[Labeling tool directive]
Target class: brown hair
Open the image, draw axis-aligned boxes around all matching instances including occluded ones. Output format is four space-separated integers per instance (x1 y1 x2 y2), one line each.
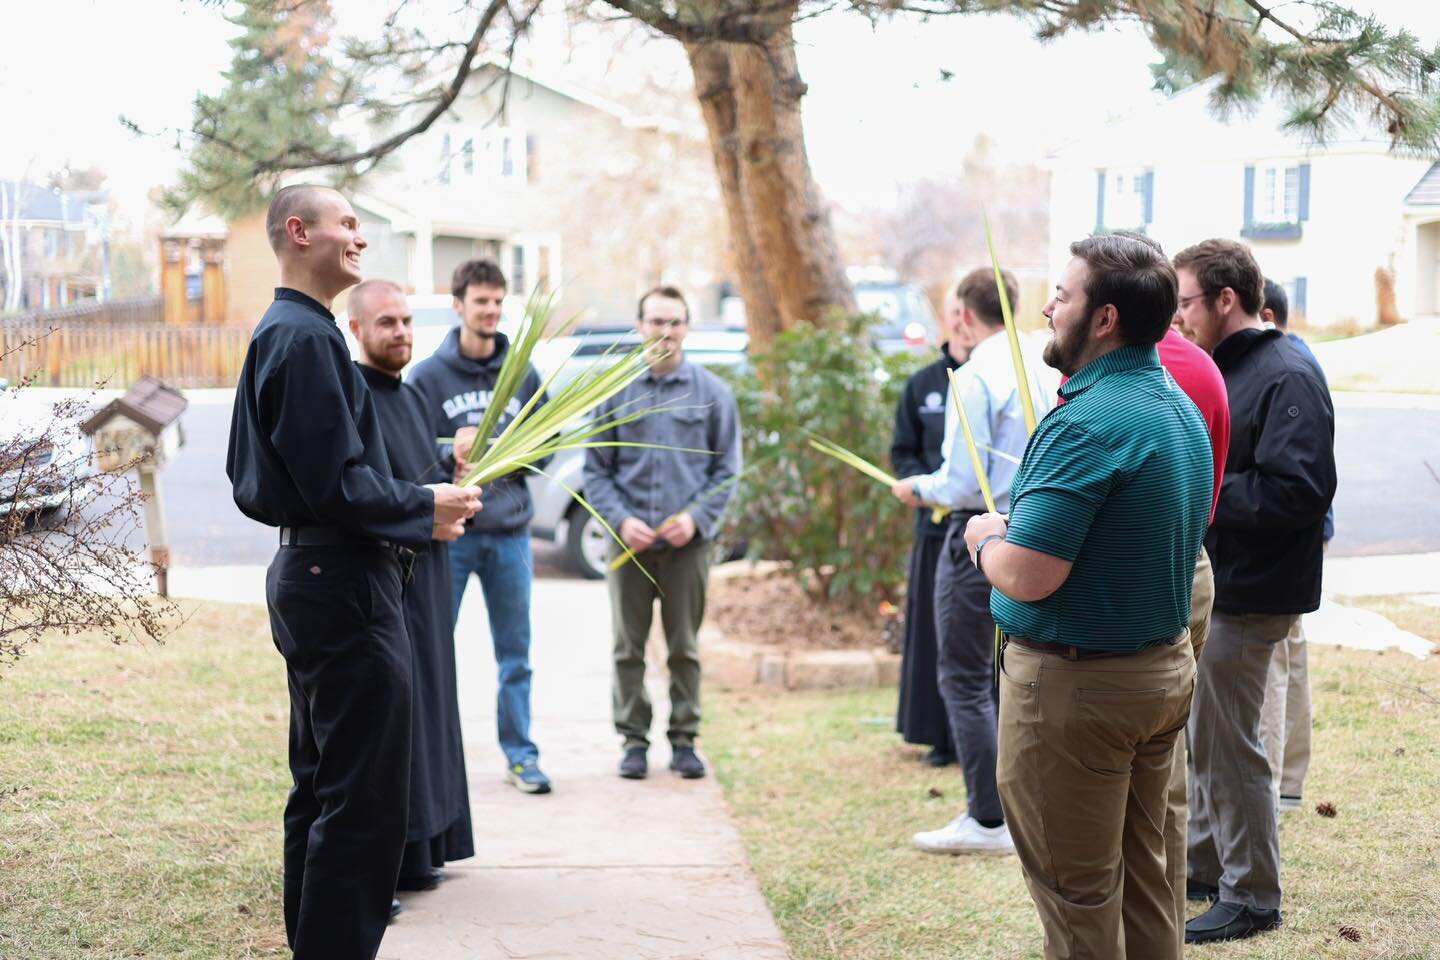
451 258 507 300
955 267 1018 328
1172 238 1265 316
636 285 690 322
1068 233 1178 345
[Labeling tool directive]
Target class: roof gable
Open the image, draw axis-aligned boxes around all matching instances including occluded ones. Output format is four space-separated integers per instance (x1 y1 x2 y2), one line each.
1405 162 1440 206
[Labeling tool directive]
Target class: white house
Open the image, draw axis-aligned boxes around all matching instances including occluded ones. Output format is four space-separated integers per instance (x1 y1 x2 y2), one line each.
1047 83 1440 327
224 62 727 329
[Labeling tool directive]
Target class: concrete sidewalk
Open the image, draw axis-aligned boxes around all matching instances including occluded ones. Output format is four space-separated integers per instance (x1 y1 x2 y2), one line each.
168 567 788 960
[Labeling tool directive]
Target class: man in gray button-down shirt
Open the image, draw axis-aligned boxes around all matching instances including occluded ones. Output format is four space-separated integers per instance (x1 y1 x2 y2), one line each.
583 285 742 781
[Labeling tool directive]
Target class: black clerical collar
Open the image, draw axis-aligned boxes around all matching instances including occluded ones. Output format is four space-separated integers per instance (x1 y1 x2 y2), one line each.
275 287 336 321
356 361 403 390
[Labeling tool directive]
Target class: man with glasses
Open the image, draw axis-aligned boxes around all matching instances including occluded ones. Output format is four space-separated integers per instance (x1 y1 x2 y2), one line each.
583 286 742 780
1172 240 1335 945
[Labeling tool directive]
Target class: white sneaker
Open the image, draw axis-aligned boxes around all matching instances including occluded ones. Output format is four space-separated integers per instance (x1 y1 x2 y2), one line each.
1277 795 1303 814
912 815 1015 855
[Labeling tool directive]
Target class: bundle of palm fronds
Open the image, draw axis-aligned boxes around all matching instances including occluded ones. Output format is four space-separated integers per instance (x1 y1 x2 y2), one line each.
447 293 705 578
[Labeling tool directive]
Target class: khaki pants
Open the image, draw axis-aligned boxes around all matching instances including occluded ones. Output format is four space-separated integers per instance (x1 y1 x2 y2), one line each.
608 538 709 750
1259 615 1312 800
998 636 1196 960
1165 549 1213 951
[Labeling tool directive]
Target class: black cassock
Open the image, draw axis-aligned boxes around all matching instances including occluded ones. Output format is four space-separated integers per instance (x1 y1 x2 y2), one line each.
889 345 963 755
357 363 475 875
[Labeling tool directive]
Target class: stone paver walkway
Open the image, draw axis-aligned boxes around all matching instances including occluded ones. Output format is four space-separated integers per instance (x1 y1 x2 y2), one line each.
166 567 788 959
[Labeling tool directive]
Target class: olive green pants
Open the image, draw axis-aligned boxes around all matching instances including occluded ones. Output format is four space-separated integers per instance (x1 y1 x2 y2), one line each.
608 537 709 750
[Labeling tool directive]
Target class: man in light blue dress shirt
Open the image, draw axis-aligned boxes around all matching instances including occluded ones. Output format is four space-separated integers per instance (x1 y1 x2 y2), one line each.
892 267 1052 856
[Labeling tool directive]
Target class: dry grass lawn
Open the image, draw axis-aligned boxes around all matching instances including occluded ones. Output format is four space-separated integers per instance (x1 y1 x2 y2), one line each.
707 608 1440 960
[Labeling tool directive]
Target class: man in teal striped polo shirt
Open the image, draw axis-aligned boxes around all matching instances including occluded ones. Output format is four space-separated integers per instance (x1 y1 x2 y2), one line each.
963 235 1213 960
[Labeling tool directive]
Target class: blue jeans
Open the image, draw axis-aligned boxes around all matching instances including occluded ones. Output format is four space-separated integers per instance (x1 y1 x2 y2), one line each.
448 529 538 766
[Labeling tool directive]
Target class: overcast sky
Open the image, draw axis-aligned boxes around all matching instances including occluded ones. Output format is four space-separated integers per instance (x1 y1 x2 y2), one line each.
3 0 1437 222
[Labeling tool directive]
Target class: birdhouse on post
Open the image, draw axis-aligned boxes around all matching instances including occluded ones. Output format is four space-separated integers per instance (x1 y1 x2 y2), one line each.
80 377 188 596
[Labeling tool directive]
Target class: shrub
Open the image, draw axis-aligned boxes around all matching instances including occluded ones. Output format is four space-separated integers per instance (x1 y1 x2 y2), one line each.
722 313 920 611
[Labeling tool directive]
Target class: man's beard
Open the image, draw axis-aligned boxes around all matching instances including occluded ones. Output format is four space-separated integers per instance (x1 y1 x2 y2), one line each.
369 346 410 375
1042 323 1087 377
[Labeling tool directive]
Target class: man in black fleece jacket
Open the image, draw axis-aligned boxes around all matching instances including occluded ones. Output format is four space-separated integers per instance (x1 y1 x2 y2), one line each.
1173 239 1336 946
408 258 553 796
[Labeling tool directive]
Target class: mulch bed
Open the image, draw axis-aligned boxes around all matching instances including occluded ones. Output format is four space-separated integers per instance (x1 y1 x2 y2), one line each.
707 567 895 651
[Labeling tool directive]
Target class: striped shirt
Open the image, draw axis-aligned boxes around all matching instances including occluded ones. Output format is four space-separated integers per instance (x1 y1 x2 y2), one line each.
991 344 1213 650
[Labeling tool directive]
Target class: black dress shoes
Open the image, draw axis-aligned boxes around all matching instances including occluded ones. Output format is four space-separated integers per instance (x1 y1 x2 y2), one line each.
921 748 957 767
1185 900 1282 944
395 868 443 892
389 898 402 922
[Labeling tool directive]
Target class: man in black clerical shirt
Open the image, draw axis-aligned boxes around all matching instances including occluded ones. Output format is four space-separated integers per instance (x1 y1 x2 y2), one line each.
227 184 480 960
346 278 475 897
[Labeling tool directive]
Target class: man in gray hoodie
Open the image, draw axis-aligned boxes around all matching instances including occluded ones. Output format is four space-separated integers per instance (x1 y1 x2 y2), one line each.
409 258 552 795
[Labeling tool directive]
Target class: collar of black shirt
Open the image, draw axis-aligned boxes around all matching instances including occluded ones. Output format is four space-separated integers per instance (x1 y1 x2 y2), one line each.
356 362 402 390
275 287 336 321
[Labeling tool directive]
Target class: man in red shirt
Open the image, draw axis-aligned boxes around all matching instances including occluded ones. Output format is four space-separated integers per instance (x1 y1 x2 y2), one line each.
1154 324 1229 952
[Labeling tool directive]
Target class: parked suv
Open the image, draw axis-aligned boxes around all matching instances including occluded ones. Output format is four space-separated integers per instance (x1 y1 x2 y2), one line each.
854 279 939 354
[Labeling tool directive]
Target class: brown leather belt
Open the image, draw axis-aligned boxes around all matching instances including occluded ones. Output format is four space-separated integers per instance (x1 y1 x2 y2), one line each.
1004 634 1147 661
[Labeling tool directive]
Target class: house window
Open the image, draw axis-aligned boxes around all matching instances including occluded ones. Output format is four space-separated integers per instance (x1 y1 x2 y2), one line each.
462 138 475 177
1097 168 1153 231
526 133 539 183
537 244 551 293
511 245 527 296
1257 163 1300 223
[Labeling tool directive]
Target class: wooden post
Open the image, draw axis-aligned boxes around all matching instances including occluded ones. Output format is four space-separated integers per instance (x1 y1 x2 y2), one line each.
138 468 171 597
201 239 226 325
161 239 187 326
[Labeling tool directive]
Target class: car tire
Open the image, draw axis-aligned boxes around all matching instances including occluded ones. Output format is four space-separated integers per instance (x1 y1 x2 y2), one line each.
563 504 609 580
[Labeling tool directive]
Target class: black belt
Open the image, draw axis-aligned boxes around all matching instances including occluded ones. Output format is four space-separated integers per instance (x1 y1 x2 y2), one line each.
279 526 398 551
1003 633 1175 661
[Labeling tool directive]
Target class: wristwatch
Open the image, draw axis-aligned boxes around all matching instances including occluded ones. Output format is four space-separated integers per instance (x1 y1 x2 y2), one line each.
974 533 1005 573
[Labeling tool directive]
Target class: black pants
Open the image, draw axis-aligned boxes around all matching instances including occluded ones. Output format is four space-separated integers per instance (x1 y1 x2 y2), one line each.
265 544 412 960
934 520 1003 823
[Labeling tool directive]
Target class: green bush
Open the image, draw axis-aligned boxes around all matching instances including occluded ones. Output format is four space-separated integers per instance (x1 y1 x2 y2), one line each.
722 313 921 611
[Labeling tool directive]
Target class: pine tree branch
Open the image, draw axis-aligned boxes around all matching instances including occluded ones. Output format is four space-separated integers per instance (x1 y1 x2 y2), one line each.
1239 0 1407 121
251 0 512 175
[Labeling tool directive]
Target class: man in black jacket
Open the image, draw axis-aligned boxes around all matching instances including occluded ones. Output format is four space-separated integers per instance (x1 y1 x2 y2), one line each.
1173 239 1336 945
889 282 973 766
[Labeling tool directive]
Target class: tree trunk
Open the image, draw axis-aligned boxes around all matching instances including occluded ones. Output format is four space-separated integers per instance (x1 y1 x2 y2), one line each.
684 41 781 343
683 16 854 348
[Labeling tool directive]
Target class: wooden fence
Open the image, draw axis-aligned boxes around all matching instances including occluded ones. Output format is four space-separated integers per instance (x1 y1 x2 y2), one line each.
1 301 251 389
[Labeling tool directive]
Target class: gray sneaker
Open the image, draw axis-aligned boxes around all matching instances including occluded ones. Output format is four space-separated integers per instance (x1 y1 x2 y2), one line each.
669 746 706 779
619 747 648 780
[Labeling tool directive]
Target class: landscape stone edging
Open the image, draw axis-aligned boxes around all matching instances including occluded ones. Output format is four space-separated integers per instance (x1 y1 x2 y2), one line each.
700 624 901 691
702 560 901 690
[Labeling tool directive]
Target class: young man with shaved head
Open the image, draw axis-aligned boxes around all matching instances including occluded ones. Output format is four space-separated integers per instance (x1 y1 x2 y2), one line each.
346 279 474 897
227 184 480 958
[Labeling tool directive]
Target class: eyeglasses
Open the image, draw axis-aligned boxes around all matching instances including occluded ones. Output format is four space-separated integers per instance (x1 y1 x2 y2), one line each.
1176 292 1210 309
642 317 689 330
